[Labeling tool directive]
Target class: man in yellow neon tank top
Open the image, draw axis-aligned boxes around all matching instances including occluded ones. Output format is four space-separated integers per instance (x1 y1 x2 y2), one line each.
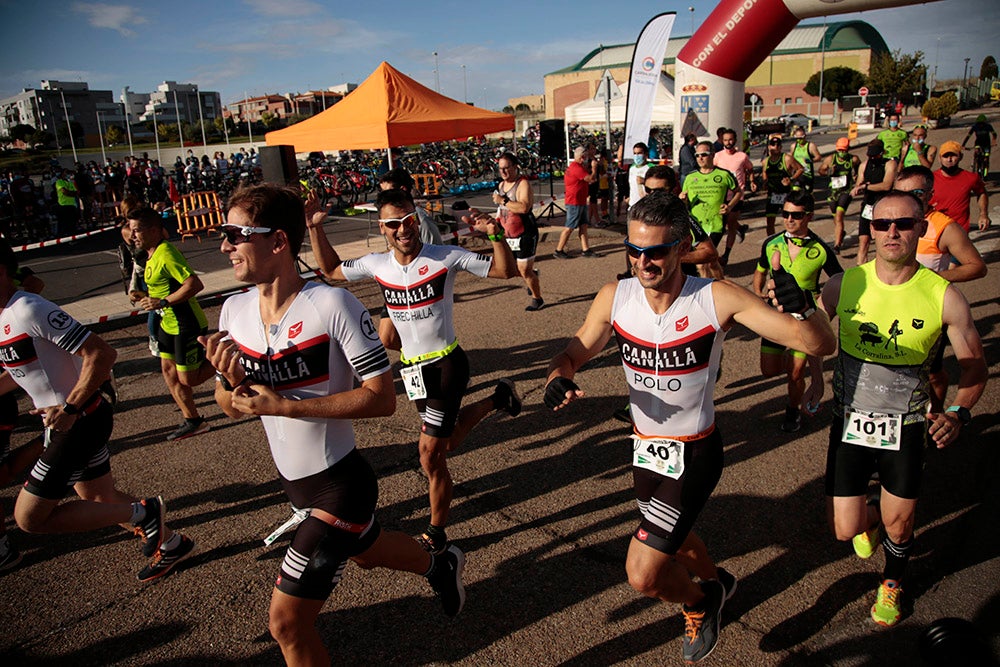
818 192 986 628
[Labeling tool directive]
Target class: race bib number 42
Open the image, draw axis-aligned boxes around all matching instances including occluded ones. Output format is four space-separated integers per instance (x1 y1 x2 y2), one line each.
632 436 685 479
400 365 427 401
842 408 902 450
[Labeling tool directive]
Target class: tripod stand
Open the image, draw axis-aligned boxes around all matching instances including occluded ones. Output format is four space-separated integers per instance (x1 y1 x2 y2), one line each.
537 160 565 220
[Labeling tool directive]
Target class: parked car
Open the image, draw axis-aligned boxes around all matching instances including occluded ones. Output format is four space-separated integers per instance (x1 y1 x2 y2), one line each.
778 113 818 131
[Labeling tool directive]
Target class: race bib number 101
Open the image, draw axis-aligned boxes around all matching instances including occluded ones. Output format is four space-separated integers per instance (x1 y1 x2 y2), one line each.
842 408 902 450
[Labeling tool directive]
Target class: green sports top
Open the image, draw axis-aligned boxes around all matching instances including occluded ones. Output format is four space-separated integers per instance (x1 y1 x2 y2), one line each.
756 231 842 294
833 261 948 419
681 167 738 235
876 128 908 160
792 141 813 177
144 241 207 335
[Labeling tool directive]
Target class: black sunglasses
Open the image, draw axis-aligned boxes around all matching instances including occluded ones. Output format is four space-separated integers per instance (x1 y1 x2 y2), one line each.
871 217 920 232
768 139 782 145
624 238 681 261
781 210 808 220
220 224 273 245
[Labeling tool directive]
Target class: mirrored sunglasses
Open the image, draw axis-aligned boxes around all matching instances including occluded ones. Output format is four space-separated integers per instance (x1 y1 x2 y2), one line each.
220 224 273 244
624 238 681 261
379 211 418 229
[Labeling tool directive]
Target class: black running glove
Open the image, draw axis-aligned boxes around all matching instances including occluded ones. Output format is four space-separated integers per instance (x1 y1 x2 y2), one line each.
544 377 580 410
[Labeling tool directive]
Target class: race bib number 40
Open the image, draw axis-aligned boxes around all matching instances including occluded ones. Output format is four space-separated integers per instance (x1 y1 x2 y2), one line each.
842 408 902 450
400 365 427 401
632 436 685 479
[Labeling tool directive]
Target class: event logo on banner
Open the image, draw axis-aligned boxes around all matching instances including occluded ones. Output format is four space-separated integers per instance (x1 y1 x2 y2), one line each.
623 12 676 163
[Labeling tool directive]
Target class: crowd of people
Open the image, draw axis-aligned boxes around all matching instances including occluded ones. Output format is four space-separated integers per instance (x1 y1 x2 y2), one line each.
0 109 994 665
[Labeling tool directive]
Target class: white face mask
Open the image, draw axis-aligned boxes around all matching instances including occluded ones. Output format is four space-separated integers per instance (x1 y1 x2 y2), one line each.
633 154 646 166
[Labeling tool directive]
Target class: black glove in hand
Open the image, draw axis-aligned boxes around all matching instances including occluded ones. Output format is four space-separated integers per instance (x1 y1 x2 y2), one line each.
771 265 808 314
544 377 580 410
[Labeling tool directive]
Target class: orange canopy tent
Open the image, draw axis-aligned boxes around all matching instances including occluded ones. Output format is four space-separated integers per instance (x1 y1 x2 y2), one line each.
265 61 514 152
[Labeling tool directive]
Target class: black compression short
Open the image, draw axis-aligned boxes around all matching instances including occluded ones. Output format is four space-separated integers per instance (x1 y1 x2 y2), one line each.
825 414 926 500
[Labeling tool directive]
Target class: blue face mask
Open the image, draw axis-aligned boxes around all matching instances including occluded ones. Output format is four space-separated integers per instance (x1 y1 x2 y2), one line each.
633 155 646 166
889 120 899 128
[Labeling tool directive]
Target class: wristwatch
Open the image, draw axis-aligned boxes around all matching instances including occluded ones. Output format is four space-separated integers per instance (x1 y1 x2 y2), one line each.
62 402 79 415
159 298 169 309
945 405 972 425
790 307 815 321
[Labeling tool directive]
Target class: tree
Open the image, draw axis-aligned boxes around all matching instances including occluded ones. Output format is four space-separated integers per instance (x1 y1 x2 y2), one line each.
260 111 279 129
9 123 37 143
105 125 125 146
981 56 998 80
30 130 55 147
804 67 867 101
867 50 928 104
214 115 236 135
502 105 514 114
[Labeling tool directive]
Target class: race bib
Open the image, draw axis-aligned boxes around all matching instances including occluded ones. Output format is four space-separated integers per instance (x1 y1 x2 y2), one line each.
842 408 902 450
632 436 685 479
830 175 847 190
862 203 874 220
770 192 787 206
400 365 427 401
505 235 521 252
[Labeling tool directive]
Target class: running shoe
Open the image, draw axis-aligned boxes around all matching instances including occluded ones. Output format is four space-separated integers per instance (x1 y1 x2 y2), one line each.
781 406 801 433
134 496 166 558
427 544 466 617
737 223 749 243
416 533 447 555
716 567 738 602
553 250 570 259
612 403 632 424
136 534 196 583
871 579 907 627
493 379 522 417
852 525 881 559
581 249 596 257
166 417 209 441
525 298 545 312
0 542 22 573
681 579 725 663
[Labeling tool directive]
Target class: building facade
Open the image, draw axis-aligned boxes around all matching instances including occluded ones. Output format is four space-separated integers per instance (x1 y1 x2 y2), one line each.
544 20 889 120
0 80 124 149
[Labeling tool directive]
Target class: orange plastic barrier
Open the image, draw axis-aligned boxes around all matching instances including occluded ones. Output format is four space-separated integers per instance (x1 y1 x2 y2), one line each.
175 191 224 241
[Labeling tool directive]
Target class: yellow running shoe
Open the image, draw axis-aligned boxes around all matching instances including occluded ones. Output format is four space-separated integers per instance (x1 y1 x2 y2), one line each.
871 579 906 627
852 526 880 559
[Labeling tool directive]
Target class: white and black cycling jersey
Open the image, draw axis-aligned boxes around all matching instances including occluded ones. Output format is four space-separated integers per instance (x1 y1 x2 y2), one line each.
220 281 390 481
340 245 492 359
0 291 88 409
611 276 726 438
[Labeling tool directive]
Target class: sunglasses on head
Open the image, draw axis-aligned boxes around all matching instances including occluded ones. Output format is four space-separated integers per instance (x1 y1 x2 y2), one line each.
781 210 808 220
624 238 681 260
219 224 273 245
871 217 920 232
378 211 417 229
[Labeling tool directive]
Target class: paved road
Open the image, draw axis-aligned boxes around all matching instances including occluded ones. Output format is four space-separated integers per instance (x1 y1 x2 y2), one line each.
2 114 998 666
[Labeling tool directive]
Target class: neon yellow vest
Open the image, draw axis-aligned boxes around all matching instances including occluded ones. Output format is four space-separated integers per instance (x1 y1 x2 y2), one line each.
834 262 948 417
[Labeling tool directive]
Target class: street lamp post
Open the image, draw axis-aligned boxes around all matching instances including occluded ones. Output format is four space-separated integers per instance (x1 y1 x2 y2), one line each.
689 6 695 35
173 90 184 149
195 86 207 149
434 52 440 92
462 64 467 103
59 90 78 162
96 110 107 165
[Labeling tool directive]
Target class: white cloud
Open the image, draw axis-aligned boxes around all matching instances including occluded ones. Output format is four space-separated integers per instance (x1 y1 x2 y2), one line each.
243 0 321 17
72 3 147 37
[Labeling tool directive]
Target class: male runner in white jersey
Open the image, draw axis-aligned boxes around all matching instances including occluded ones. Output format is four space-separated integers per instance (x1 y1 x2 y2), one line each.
200 184 466 667
0 240 193 583
818 191 986 627
305 187 521 554
544 191 835 663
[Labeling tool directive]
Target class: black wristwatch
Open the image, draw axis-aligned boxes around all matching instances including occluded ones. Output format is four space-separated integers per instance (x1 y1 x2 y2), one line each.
62 402 79 415
159 298 169 309
946 406 972 425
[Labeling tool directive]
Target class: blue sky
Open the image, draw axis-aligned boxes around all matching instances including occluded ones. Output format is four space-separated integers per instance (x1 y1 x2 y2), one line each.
1 0 996 109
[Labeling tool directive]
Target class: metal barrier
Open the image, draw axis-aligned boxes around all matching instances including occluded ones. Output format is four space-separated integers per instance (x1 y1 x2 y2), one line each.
175 191 224 241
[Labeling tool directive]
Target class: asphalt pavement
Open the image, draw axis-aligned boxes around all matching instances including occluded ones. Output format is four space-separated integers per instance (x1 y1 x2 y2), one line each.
2 111 998 667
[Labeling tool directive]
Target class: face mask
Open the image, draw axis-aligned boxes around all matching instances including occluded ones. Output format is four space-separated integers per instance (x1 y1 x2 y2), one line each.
796 138 806 144
913 137 924 144
889 120 898 128
941 165 961 175
633 155 646 166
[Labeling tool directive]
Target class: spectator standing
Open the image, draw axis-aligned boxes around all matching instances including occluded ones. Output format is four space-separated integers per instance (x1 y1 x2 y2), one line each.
678 133 698 186
627 142 651 210
555 146 596 259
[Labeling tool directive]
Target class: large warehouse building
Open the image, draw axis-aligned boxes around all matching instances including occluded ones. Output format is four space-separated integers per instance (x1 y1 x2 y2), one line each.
544 20 889 120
